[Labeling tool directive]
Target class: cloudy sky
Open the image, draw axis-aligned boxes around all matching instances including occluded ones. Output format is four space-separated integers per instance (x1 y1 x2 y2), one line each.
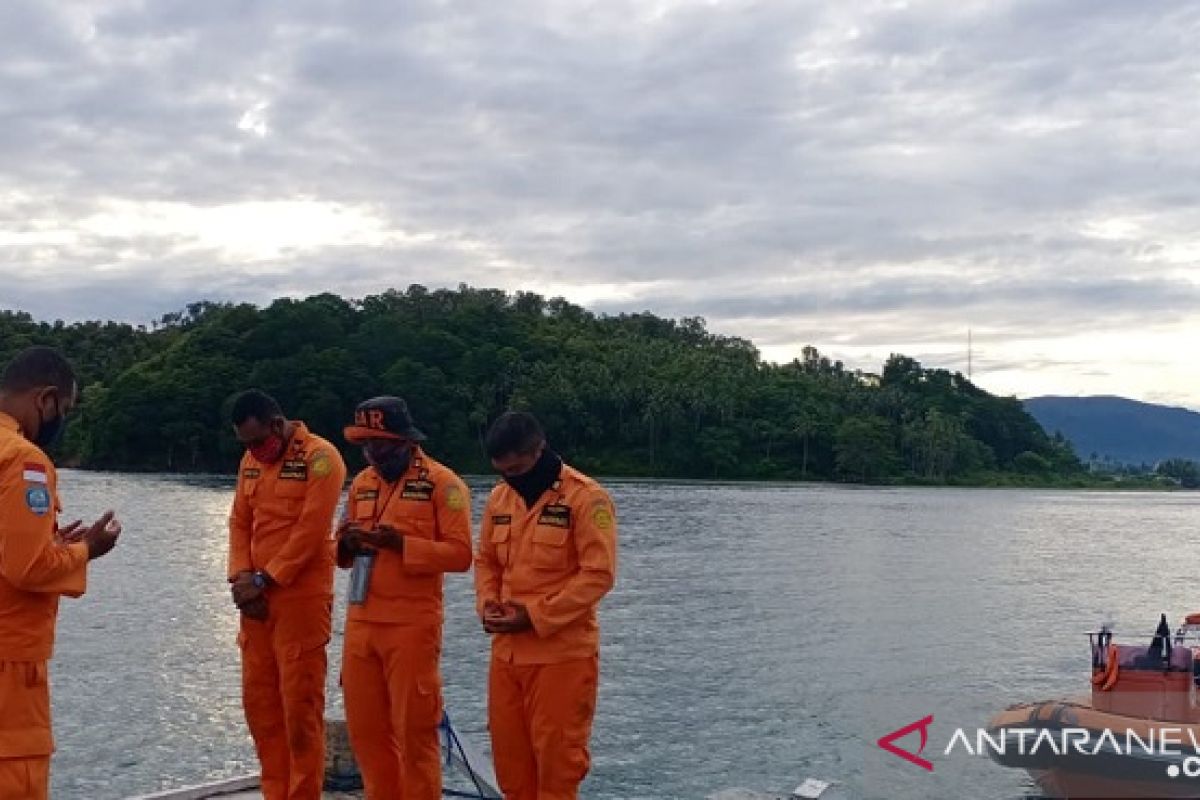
2 0 1199 406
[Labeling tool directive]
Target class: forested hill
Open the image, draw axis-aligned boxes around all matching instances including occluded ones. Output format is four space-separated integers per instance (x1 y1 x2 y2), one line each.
0 285 1080 483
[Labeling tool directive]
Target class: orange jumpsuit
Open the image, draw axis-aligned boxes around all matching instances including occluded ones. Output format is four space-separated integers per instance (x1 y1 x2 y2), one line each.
228 422 346 800
474 464 618 800
338 447 472 800
0 412 88 800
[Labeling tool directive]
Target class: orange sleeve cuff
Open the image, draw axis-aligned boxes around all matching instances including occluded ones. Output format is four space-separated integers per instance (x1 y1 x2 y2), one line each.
57 542 89 598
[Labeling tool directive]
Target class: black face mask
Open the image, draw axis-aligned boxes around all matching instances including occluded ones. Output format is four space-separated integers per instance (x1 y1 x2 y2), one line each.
33 395 67 450
504 449 563 508
365 442 412 484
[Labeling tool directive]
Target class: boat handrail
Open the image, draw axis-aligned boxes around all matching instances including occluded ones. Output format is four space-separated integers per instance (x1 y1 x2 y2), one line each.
1087 631 1200 641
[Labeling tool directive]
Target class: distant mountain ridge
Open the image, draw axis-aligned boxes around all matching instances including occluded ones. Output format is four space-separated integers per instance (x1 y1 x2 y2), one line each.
1023 395 1200 466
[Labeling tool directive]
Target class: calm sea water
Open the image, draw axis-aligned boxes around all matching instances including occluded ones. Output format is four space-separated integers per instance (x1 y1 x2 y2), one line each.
43 471 1200 799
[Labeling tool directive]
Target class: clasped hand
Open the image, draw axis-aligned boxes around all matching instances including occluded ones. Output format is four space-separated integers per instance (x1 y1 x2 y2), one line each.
337 521 404 558
481 600 533 634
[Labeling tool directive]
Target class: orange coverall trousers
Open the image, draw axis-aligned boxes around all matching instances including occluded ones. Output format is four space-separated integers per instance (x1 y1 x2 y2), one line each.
342 621 444 800
488 655 599 800
0 662 51 800
239 594 331 800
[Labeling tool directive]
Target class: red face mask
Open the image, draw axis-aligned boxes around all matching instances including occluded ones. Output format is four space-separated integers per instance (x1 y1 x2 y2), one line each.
249 435 285 464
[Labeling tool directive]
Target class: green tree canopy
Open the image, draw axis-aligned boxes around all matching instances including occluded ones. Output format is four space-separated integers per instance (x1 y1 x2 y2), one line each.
1 286 1082 484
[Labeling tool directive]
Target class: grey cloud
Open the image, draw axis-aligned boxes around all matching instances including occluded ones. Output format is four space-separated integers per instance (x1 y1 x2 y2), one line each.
1 0 1200 399
608 275 1200 322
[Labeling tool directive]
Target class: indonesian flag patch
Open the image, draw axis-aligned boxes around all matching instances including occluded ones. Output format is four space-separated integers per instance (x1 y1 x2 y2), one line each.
23 462 48 484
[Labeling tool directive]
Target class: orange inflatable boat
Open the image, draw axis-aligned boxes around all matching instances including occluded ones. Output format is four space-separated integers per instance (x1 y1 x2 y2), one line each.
989 614 1200 798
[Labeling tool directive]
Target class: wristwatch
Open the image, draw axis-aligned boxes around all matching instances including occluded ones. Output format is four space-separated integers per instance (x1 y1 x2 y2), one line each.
252 571 268 589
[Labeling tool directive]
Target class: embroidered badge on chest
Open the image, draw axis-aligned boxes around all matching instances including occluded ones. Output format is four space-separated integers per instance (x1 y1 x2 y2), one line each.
401 479 435 501
537 504 571 528
279 459 308 481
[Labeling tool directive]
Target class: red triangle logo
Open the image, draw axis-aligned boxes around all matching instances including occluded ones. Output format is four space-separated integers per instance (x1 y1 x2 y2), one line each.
877 715 935 772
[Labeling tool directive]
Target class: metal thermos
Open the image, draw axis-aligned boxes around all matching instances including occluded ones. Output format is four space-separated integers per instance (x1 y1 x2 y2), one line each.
348 552 376 605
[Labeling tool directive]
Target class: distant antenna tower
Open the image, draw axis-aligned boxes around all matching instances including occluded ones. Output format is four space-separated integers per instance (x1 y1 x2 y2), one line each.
967 329 973 381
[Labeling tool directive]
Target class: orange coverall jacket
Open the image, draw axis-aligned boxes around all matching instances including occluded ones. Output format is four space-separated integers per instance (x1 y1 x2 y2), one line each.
0 411 88 758
339 447 472 622
228 422 346 595
474 464 618 664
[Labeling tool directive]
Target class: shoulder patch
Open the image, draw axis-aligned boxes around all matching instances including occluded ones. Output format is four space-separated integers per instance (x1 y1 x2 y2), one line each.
22 462 49 484
591 501 614 531
445 484 466 511
310 450 333 478
25 485 51 516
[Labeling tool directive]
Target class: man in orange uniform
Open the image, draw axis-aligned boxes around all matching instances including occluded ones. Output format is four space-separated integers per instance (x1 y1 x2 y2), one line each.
337 396 473 800
474 411 618 800
227 389 347 800
0 346 122 800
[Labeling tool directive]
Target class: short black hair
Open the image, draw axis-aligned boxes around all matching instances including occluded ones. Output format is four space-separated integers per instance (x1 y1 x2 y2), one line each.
484 411 545 459
1 346 76 395
231 389 283 426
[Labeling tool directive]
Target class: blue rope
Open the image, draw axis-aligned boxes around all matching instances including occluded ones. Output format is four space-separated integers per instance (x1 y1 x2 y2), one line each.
441 711 491 799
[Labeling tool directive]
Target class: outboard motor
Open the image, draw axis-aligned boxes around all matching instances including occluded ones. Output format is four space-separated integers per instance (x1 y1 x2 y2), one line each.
1093 626 1112 670
1149 613 1172 670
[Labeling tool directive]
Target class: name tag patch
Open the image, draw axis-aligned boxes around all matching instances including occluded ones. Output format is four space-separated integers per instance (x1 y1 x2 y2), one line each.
491 514 511 525
354 488 379 501
537 504 571 529
401 479 434 501
241 468 261 480
279 460 308 481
